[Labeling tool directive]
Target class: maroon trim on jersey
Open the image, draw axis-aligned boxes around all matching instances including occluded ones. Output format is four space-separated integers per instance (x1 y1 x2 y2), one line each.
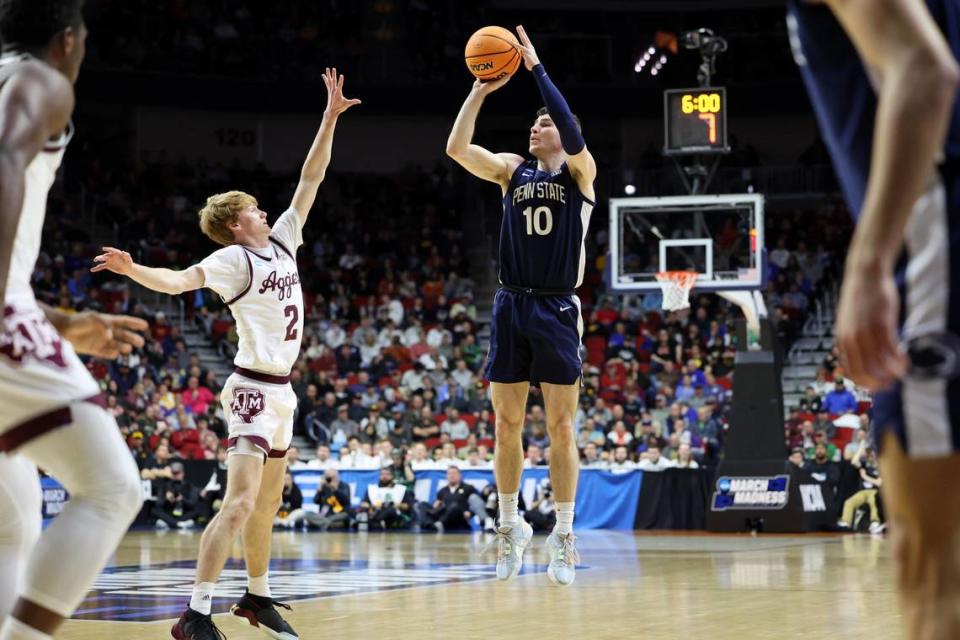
268 447 289 459
83 393 107 409
269 237 294 261
0 406 72 453
227 435 270 460
234 367 291 385
225 252 254 306
0 392 108 453
241 246 272 262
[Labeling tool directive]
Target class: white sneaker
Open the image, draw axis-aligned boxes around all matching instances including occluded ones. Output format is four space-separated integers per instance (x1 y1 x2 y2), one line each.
493 520 533 581
868 521 886 535
155 519 170 530
545 532 579 587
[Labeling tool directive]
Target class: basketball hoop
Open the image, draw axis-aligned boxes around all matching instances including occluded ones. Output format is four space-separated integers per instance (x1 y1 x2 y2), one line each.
655 271 698 311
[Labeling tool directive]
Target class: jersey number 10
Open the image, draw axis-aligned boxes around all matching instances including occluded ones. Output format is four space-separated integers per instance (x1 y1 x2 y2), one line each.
522 206 554 236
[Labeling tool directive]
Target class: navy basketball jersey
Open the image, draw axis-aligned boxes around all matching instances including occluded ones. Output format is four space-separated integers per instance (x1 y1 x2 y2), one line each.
498 159 595 291
787 0 960 218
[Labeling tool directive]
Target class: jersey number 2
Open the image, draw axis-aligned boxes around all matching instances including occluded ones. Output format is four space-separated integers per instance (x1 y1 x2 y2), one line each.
522 206 553 236
284 305 299 341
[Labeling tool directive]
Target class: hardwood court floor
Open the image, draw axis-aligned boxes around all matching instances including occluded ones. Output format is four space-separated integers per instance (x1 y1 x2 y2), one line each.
58 529 900 640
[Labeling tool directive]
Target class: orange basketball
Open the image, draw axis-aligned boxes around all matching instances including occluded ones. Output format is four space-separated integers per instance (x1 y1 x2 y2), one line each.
464 26 521 81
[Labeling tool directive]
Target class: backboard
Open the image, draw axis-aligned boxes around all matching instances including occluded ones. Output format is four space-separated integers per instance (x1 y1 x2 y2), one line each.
608 193 765 293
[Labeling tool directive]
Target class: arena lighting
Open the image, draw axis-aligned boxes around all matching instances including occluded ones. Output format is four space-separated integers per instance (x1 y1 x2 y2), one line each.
624 184 637 195
634 34 675 76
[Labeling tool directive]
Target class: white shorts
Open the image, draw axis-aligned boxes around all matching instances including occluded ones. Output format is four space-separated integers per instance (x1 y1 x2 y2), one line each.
0 304 100 446
221 370 296 459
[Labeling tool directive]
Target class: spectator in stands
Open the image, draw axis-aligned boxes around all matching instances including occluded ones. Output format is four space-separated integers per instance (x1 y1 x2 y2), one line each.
803 442 840 491
581 442 606 468
274 472 304 528
140 442 176 480
675 443 700 469
638 445 675 471
409 442 436 470
838 444 885 534
307 445 336 469
181 375 214 415
360 404 389 442
359 467 415 530
813 410 836 439
806 430 839 462
844 427 870 460
473 408 493 439
423 466 484 532
823 378 858 415
525 480 557 532
524 444 546 467
800 386 823 413
153 462 202 530
297 384 320 433
329 404 359 445
451 359 474 390
305 469 352 530
412 406 441 442
527 422 550 450
607 420 634 448
198 447 229 524
788 447 805 468
609 446 636 473
440 407 469 440
576 425 594 450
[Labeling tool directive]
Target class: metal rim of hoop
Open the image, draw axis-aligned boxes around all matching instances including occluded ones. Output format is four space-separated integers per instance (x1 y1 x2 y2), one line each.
655 270 698 311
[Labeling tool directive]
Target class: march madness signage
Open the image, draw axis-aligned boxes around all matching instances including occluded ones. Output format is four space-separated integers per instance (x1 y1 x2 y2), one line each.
711 475 789 511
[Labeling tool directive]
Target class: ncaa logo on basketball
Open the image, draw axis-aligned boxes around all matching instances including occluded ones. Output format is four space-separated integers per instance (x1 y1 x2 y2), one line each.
711 475 789 511
470 61 494 72
230 387 265 424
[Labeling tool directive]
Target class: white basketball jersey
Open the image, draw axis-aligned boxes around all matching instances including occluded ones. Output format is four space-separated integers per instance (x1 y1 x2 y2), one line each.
198 208 305 375
0 55 101 431
1 54 73 307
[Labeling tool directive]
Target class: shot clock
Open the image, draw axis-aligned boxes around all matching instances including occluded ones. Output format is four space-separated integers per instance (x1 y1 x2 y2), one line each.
663 87 728 154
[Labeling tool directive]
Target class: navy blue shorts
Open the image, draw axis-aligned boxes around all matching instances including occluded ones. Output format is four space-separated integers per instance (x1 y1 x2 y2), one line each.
483 290 583 386
872 163 960 457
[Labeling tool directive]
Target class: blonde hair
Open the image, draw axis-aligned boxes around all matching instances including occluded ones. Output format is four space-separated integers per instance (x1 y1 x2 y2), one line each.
198 191 257 246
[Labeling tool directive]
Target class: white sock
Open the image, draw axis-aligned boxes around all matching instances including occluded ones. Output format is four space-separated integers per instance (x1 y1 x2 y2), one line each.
189 582 216 615
0 617 52 640
498 491 519 527
554 502 575 536
248 572 271 598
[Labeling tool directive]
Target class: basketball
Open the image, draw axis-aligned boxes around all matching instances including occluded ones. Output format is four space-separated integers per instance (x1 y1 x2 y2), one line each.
464 26 521 81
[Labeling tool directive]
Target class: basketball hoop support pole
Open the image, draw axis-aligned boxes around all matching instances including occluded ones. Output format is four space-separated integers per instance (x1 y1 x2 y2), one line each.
670 154 722 195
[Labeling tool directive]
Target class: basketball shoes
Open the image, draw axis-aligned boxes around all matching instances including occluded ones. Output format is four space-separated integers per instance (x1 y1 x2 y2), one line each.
545 531 579 587
230 589 299 639
170 608 226 639
493 520 533 581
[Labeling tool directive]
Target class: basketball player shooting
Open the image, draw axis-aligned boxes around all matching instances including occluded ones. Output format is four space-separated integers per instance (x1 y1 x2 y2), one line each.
0 2 150 639
447 25 596 586
92 68 359 640
789 0 960 636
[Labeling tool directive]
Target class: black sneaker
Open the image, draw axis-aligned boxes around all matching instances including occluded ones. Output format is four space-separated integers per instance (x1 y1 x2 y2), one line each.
171 608 227 639
230 590 299 639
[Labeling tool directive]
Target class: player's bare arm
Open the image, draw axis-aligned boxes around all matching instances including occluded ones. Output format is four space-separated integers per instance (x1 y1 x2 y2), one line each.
290 68 360 223
91 246 205 295
827 0 960 389
446 76 525 192
38 303 148 359
0 62 74 307
515 24 596 199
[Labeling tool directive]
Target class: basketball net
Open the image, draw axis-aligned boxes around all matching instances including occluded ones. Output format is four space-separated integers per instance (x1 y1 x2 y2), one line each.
655 271 698 311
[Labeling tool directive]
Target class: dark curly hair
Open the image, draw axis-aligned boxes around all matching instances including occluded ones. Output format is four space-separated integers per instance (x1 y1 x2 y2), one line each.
0 0 84 52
